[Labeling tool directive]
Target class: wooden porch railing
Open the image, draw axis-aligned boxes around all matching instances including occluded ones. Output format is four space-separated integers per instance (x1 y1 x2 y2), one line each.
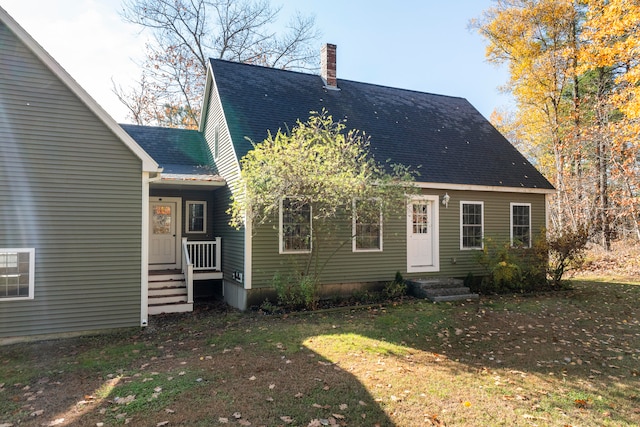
185 238 221 271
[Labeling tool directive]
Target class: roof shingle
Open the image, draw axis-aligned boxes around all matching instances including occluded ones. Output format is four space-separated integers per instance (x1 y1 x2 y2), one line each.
210 59 554 190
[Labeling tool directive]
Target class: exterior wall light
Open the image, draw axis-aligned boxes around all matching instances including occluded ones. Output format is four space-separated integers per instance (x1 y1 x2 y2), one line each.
442 192 450 208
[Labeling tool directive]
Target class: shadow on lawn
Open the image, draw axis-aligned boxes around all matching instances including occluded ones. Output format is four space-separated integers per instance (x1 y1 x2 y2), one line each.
1 280 638 426
274 279 640 426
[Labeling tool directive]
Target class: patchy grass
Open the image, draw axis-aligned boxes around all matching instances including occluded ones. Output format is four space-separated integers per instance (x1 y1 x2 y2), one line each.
1 280 639 426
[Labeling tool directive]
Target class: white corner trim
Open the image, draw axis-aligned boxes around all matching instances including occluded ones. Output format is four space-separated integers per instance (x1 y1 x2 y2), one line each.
244 209 252 290
140 172 150 327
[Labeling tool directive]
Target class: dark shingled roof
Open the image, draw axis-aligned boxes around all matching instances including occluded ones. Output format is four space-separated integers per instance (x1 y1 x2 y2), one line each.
210 59 554 190
121 124 218 176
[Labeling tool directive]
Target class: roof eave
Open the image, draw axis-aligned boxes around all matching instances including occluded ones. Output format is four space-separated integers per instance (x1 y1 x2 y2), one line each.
414 181 556 195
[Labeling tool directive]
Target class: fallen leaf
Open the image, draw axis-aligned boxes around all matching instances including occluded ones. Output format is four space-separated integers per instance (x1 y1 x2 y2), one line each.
280 415 294 423
218 417 229 424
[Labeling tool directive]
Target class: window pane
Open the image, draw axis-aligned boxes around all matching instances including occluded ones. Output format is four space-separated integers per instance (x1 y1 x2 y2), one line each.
282 198 311 251
0 249 33 299
462 203 482 249
413 203 428 234
152 205 172 234
355 199 382 250
512 205 531 246
187 202 206 233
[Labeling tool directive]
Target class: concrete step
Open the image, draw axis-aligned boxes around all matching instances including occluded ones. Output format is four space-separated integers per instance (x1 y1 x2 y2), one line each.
407 278 478 302
422 287 476 297
149 302 193 315
407 278 464 290
431 294 479 302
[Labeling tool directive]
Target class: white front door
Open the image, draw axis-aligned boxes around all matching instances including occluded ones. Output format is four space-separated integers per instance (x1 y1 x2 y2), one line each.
407 196 439 273
149 197 181 269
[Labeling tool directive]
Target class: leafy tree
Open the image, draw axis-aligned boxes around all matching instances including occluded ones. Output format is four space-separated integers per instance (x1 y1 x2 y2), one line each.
473 0 640 246
230 111 415 285
116 0 320 128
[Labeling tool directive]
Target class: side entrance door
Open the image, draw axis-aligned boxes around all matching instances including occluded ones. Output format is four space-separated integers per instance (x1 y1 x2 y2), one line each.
407 196 439 273
149 197 182 269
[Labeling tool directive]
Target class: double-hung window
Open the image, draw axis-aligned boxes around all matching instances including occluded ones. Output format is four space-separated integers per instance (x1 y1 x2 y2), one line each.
353 198 383 252
511 203 531 247
280 197 312 253
460 201 483 249
0 248 35 300
186 201 207 234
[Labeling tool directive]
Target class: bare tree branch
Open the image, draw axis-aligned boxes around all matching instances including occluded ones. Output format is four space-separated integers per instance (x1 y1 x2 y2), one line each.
116 0 320 128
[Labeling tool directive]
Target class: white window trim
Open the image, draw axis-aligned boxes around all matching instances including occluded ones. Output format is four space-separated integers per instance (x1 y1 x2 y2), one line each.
460 201 484 250
279 196 312 254
213 124 220 160
510 202 532 248
185 200 207 234
352 198 383 253
0 248 35 301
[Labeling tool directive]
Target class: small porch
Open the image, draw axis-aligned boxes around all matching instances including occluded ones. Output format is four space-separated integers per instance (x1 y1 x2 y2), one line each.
148 238 223 315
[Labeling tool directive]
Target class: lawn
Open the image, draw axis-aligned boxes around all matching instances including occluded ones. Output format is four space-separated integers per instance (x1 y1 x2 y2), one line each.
1 279 639 426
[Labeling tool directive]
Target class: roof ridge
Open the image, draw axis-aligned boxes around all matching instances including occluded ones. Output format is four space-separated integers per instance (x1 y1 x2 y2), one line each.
209 58 468 102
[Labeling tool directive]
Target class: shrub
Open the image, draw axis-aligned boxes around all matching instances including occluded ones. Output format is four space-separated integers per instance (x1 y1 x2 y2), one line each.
476 236 547 294
543 226 589 286
383 271 407 299
271 271 319 310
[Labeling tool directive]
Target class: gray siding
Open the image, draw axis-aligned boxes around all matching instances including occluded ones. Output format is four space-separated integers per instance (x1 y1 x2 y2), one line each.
250 189 548 288
202 78 245 294
0 21 143 338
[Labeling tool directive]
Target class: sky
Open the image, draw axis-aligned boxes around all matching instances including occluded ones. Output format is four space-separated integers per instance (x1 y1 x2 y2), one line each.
1 0 511 124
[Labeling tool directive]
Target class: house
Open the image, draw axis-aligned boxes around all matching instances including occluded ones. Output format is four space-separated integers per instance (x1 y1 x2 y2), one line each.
199 44 555 310
0 5 232 343
1 3 553 342
0 6 161 341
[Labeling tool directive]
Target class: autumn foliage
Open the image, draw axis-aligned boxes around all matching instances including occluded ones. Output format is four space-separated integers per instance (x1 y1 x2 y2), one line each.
473 0 640 248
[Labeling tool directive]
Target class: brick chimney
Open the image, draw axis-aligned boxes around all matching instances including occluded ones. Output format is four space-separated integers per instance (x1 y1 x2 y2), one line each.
321 43 337 89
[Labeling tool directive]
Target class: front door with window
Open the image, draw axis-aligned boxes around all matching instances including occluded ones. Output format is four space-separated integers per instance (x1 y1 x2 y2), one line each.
149 197 181 269
407 196 439 272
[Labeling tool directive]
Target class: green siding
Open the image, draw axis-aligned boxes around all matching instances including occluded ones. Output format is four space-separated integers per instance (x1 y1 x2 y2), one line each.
250 189 548 289
0 21 143 339
202 77 245 296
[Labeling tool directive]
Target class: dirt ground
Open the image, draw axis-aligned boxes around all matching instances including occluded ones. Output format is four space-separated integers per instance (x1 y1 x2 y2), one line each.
1 242 639 426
